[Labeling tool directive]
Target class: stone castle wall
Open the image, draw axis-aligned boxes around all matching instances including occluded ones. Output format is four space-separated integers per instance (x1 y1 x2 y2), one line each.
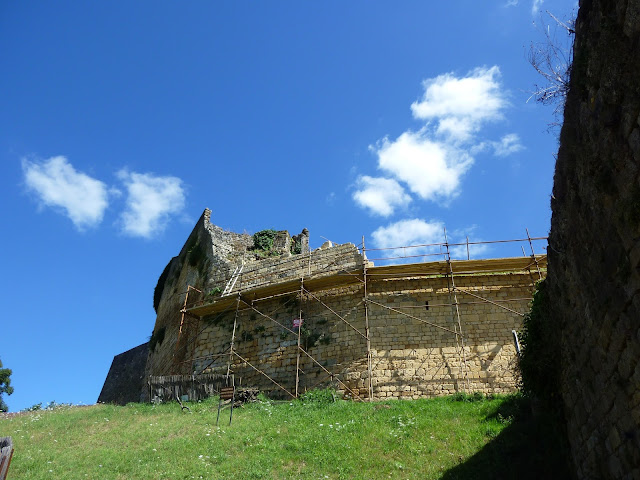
142 208 538 404
192 271 533 399
146 210 354 381
98 343 149 405
546 0 640 477
198 242 364 299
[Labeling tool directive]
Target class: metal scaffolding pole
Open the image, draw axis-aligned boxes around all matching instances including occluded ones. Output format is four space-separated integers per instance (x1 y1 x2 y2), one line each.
226 294 241 379
174 285 202 374
363 236 373 401
526 228 543 280
172 232 547 403
295 278 303 398
444 228 470 393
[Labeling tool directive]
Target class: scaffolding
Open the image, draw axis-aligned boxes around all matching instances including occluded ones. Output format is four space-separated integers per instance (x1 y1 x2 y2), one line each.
170 232 547 401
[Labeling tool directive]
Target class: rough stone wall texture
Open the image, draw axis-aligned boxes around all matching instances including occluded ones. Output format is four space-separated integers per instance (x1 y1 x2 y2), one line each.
145 209 342 385
144 208 535 405
193 272 532 400
98 343 149 405
217 242 364 296
547 0 640 477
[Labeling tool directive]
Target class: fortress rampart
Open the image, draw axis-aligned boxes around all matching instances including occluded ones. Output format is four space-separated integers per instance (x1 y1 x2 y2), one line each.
139 209 545 401
189 269 534 400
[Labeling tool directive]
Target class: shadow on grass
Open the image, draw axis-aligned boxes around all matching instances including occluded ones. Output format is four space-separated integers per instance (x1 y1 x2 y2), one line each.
440 395 574 480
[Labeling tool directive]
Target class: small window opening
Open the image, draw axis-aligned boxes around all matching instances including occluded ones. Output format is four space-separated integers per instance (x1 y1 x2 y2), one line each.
425 301 429 311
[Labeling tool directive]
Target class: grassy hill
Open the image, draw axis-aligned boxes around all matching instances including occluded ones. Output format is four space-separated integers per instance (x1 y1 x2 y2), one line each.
0 392 571 479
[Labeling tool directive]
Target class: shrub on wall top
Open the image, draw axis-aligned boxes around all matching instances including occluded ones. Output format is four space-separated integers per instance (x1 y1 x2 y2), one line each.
253 229 277 252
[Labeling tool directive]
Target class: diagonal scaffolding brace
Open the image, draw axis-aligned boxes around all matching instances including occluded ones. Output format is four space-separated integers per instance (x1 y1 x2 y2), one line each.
444 228 471 393
175 231 546 402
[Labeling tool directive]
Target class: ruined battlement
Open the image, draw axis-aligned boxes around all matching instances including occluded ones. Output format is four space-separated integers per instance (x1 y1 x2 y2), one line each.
100 209 546 405
146 209 360 382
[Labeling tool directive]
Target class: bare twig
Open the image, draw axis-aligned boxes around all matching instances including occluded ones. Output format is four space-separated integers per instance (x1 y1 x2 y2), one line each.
527 10 576 123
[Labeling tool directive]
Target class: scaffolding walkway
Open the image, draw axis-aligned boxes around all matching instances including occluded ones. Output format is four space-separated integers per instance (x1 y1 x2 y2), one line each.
172 233 547 401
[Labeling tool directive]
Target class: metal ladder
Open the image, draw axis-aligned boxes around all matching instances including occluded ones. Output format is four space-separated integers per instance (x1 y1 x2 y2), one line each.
222 264 244 296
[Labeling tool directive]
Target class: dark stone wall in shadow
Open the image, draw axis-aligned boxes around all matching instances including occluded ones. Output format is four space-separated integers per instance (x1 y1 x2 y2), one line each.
547 0 640 477
98 343 149 405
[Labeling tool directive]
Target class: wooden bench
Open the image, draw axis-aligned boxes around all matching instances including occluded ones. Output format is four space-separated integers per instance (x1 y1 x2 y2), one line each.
0 437 14 480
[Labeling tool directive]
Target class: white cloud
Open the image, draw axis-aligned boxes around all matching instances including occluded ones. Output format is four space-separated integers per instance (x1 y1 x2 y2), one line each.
410 66 507 143
370 218 446 262
371 219 492 263
22 156 109 230
373 131 473 203
450 241 491 260
354 66 516 216
532 0 543 15
117 170 186 238
493 133 524 157
472 133 524 157
352 176 411 217
372 218 444 248
448 227 492 259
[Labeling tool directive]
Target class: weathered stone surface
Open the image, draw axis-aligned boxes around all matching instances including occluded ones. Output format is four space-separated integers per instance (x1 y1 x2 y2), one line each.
191 272 533 400
98 343 149 405
547 0 640 477
111 207 540 406
143 208 317 389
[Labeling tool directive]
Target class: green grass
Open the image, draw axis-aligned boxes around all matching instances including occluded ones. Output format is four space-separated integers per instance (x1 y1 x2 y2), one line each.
0 393 571 479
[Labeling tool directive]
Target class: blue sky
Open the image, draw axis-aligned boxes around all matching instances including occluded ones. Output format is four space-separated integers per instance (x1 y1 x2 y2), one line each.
0 1 575 411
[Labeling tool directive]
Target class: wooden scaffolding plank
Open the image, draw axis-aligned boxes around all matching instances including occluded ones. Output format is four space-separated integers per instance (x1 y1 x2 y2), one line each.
368 256 547 277
186 256 546 317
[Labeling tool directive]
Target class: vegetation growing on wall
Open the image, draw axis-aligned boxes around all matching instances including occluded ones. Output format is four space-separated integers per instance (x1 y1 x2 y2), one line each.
149 326 166 353
518 280 572 472
207 287 222 298
519 280 561 406
300 325 324 349
251 229 282 258
290 236 302 255
253 229 277 251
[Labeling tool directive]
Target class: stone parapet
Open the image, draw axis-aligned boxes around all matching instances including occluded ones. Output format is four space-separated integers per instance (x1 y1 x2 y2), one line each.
221 243 363 295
